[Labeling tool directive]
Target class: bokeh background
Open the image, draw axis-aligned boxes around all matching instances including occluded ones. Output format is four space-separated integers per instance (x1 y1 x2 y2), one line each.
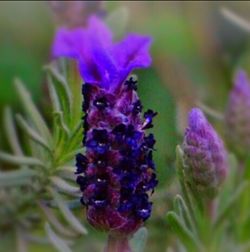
1 1 250 251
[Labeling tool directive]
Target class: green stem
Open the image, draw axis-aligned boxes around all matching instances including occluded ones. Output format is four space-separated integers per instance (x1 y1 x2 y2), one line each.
205 198 217 223
104 233 132 252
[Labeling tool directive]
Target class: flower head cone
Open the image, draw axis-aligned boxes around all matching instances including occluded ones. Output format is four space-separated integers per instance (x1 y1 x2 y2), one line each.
182 108 228 199
53 16 158 235
225 70 250 160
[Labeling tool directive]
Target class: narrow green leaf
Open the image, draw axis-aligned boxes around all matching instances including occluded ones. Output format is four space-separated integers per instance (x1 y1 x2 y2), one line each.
45 223 73 252
50 176 80 195
130 227 148 252
221 7 250 33
174 194 197 235
52 111 70 154
66 199 81 209
187 182 204 214
3 107 23 155
47 76 61 112
58 166 76 181
14 78 51 141
66 120 82 151
49 187 88 235
0 168 37 187
215 181 249 228
65 60 82 128
16 114 52 153
22 233 50 245
42 199 81 210
166 211 202 251
53 111 70 137
176 145 195 221
59 148 84 165
46 65 72 121
38 202 76 238
0 177 29 187
0 152 45 167
59 166 75 173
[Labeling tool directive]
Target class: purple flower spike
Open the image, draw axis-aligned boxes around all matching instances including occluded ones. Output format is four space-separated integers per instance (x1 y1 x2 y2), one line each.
182 108 228 198
53 16 157 235
77 77 157 235
52 15 152 91
225 70 250 160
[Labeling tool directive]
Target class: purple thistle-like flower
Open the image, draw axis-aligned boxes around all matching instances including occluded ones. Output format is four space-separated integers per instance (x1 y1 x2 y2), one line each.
53 16 157 235
182 108 228 198
225 70 250 160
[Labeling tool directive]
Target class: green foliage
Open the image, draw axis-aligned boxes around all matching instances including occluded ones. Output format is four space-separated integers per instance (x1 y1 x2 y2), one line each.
0 60 85 252
166 146 250 252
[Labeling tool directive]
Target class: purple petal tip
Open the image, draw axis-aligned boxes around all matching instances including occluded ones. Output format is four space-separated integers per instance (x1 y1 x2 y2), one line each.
52 16 153 89
183 107 228 198
234 69 250 89
188 108 207 131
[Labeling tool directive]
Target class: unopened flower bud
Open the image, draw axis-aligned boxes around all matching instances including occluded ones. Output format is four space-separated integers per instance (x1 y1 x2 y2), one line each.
182 108 228 198
225 70 250 160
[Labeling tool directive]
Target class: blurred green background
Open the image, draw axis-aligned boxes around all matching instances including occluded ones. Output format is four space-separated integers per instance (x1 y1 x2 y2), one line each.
1 1 250 251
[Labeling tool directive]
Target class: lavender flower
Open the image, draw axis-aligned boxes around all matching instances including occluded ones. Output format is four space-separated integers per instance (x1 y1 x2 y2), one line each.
53 16 157 235
225 70 250 160
182 108 228 198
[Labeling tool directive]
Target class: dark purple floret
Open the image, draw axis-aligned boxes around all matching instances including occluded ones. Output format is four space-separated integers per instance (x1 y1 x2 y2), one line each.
143 134 156 149
82 83 92 112
133 100 143 114
125 76 138 91
75 153 88 174
142 109 158 129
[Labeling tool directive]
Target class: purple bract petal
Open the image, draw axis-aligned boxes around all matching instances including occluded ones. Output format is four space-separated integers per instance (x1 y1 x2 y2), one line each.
52 27 86 59
112 34 152 85
52 16 152 89
87 15 113 45
234 69 250 92
78 39 117 87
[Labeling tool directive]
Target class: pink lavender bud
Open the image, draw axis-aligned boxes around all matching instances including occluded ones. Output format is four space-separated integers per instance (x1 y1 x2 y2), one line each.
53 16 157 235
225 70 250 160
182 108 228 198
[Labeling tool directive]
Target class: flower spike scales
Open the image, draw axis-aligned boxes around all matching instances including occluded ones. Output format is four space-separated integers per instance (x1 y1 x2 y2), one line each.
182 108 228 199
53 16 158 250
181 108 228 220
